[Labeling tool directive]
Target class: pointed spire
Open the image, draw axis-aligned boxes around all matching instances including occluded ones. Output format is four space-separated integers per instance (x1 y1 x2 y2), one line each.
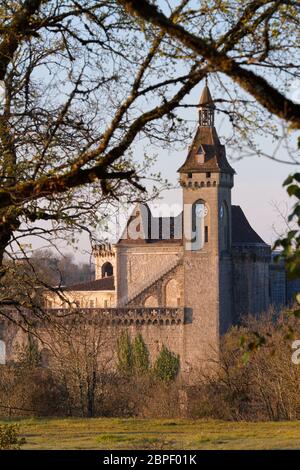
199 83 215 108
198 79 215 126
199 77 215 108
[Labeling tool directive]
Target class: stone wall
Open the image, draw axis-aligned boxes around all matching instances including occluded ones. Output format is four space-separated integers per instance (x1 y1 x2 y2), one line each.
128 262 184 308
116 244 183 306
46 290 116 309
232 244 270 320
0 308 189 381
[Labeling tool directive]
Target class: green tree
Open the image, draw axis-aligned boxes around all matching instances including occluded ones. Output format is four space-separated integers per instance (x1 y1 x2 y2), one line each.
132 334 149 374
153 345 179 382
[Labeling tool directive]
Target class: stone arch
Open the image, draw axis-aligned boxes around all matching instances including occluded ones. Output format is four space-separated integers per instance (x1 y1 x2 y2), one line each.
101 261 113 277
165 278 180 307
144 295 158 307
0 340 5 365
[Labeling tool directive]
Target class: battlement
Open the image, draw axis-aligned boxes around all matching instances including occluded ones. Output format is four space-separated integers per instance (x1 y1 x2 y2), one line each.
46 306 185 326
92 242 115 257
93 242 116 279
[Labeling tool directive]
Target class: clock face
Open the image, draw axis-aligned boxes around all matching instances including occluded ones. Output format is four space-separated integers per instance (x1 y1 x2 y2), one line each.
195 203 208 218
220 205 224 219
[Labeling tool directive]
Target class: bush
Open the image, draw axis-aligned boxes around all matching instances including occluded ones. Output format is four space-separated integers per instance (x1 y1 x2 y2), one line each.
0 424 25 450
190 310 300 421
0 365 68 418
153 345 179 382
132 334 149 374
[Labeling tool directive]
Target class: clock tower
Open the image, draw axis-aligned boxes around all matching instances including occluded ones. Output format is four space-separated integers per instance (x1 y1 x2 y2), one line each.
178 83 235 378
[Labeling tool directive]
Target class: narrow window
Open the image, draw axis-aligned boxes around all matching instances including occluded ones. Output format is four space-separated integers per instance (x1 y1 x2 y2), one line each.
188 172 192 179
104 300 108 308
206 172 211 178
205 226 208 242
170 217 174 239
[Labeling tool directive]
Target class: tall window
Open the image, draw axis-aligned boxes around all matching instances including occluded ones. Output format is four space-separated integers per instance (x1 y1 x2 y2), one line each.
220 201 229 251
191 200 207 251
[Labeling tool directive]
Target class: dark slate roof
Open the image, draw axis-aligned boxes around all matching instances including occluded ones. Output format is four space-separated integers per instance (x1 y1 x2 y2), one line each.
118 203 267 247
117 203 183 245
232 206 267 245
65 276 115 291
177 126 235 174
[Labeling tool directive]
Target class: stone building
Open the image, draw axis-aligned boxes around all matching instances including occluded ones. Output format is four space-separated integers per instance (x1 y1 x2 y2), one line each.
2 84 272 381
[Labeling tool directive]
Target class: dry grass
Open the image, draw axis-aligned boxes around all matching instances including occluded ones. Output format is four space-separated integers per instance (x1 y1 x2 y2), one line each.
2 417 300 450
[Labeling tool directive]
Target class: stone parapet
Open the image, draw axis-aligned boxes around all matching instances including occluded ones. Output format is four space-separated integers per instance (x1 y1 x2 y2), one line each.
46 307 185 326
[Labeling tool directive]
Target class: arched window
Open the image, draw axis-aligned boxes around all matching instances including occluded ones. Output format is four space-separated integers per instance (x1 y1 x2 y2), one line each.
191 199 207 251
0 340 6 365
101 261 113 278
165 279 180 307
220 201 230 252
144 295 158 307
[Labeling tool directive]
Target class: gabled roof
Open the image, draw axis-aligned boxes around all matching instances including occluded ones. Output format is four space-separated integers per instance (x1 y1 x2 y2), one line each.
65 276 115 291
231 206 268 246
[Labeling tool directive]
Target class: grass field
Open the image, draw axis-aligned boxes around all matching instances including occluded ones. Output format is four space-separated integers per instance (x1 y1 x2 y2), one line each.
2 417 300 450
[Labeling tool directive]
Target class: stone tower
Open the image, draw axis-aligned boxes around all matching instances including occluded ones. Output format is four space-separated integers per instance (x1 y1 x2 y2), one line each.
178 83 235 377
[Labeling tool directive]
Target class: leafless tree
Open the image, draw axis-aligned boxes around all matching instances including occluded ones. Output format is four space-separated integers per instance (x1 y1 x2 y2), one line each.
0 1 299 314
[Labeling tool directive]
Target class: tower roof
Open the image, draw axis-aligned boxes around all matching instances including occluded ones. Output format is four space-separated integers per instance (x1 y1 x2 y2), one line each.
178 84 235 175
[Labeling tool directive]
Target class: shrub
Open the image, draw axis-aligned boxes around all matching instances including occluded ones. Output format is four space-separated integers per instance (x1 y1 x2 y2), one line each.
153 345 179 382
0 424 26 450
190 310 300 421
132 334 149 374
